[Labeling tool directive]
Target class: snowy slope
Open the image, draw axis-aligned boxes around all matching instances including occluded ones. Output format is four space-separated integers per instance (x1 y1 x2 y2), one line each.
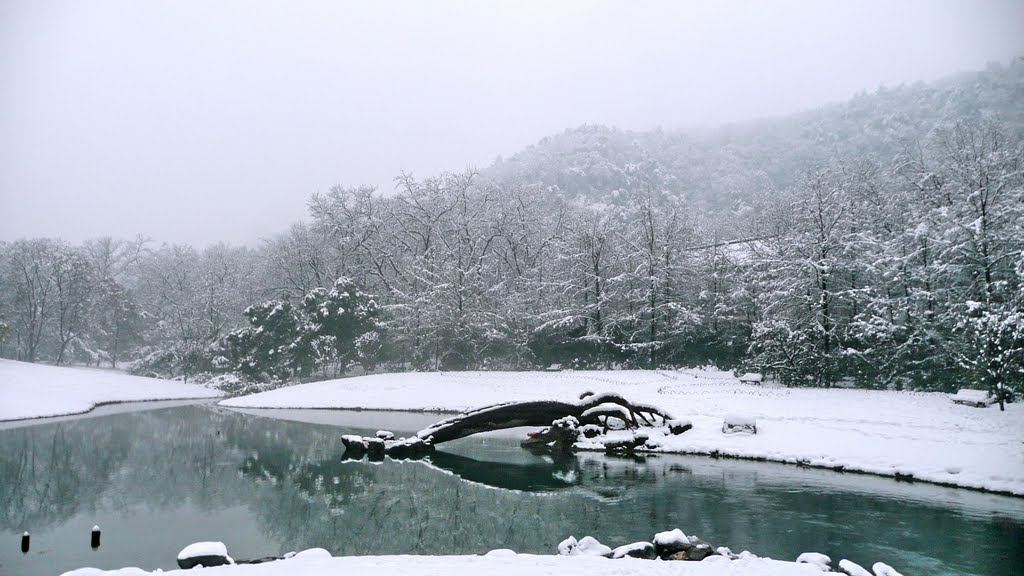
0 360 222 421
222 369 1024 495
63 551 824 576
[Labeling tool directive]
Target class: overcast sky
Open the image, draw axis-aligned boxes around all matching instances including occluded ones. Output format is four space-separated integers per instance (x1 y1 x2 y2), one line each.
1 0 1022 246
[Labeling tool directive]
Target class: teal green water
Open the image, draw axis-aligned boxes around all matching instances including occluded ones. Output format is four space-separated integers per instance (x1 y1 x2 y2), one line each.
1 404 1021 575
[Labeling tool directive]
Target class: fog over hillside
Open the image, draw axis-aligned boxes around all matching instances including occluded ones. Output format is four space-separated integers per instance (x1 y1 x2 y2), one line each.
2 0 1023 245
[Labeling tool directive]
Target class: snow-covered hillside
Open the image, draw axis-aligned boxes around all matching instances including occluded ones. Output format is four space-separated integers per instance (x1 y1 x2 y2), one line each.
0 360 222 421
222 369 1024 495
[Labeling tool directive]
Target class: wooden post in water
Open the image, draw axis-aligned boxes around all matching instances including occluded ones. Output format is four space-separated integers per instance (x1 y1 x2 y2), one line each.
91 526 101 549
21 532 29 553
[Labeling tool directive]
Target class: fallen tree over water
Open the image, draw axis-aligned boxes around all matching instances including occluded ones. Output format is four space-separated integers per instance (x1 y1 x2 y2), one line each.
341 392 680 458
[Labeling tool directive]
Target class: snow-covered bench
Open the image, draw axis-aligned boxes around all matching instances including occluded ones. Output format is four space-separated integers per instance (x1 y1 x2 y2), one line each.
738 373 763 385
950 389 994 408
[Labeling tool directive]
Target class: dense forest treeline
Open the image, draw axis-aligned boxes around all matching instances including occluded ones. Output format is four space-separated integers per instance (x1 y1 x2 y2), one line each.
1 61 1022 397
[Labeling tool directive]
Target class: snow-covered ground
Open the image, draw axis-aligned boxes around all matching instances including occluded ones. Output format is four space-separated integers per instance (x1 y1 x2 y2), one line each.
221 369 1024 495
63 550 824 576
0 359 222 421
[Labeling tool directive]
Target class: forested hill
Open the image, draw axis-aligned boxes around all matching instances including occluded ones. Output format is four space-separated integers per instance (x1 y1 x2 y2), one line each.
1 60 1022 397
485 59 1024 223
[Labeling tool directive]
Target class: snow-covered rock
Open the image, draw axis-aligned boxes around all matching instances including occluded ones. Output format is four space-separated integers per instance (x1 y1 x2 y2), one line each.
738 373 763 384
557 536 578 556
795 552 831 571
610 541 657 560
571 536 612 557
653 528 690 557
177 541 233 569
716 547 738 559
838 559 873 576
871 562 904 576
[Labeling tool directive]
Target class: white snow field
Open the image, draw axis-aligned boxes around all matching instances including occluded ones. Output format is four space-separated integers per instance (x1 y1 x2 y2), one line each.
222 368 1024 495
0 359 222 421
62 550 824 576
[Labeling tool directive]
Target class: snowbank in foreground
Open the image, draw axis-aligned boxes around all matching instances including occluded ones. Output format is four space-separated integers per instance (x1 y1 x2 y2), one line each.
221 369 1024 495
0 359 222 421
62 552 822 576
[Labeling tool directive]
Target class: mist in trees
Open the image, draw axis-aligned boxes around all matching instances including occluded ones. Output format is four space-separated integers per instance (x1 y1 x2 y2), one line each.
0 62 1021 399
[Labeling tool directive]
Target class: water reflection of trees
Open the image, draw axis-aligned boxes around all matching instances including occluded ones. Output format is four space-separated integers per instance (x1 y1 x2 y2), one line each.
0 406 249 530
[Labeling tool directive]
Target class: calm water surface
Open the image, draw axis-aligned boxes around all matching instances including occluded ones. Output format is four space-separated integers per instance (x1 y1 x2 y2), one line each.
1 403 1021 575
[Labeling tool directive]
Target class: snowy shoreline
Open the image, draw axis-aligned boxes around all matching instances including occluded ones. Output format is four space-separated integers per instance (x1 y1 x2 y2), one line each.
0 359 222 422
62 552 828 576
61 545 851 576
221 368 1024 497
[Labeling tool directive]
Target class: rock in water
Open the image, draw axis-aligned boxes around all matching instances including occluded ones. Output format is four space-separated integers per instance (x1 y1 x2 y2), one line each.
177 542 233 569
611 542 657 560
341 435 368 456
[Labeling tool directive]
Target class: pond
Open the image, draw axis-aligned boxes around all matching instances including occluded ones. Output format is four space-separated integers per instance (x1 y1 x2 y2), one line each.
0 403 1021 576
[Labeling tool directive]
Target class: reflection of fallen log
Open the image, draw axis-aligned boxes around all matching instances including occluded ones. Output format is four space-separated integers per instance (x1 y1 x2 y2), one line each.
426 450 580 492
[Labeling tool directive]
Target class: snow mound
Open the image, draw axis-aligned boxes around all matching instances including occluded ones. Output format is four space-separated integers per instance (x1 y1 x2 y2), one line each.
484 549 517 557
292 548 332 559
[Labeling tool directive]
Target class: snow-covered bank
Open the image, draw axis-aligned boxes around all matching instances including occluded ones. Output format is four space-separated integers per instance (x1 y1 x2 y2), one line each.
63 551 823 576
0 360 222 421
221 369 1024 495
